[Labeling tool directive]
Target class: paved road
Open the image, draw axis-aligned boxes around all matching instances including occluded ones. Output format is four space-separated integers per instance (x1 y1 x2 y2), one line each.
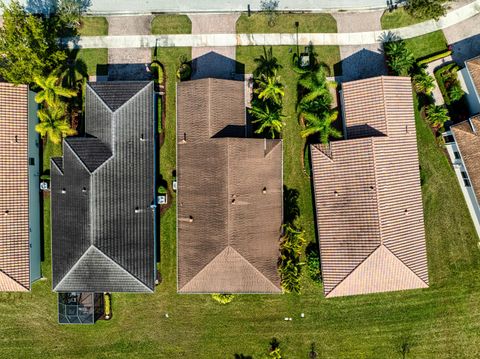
2 0 388 15
63 0 480 49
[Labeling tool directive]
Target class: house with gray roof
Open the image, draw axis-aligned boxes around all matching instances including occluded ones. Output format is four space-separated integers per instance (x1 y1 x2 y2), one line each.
51 81 156 294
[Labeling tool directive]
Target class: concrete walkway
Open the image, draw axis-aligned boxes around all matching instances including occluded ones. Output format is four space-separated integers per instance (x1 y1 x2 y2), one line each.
3 0 388 15
64 0 480 49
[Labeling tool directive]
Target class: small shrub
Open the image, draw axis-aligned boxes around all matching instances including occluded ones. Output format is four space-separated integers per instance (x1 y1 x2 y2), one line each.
40 174 51 181
211 293 235 304
448 84 464 102
278 224 306 293
176 55 191 81
104 292 112 320
260 0 279 27
158 185 167 194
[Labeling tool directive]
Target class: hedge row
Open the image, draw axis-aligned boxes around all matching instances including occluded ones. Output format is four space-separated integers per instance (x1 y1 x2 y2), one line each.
417 50 452 66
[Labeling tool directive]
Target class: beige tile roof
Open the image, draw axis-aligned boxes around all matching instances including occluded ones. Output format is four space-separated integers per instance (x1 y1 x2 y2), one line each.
0 83 30 292
451 116 480 201
311 76 429 298
177 78 282 293
466 56 480 97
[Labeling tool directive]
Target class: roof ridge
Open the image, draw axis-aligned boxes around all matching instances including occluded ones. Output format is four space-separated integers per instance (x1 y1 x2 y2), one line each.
228 246 280 291
311 143 334 162
324 244 381 296
381 244 429 286
63 139 95 174
0 269 29 291
54 245 153 292
114 81 152 113
380 76 390 137
371 138 384 245
179 246 280 292
87 83 115 114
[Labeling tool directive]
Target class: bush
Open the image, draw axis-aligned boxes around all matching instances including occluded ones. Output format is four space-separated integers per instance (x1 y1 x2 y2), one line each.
104 292 112 320
151 60 164 85
176 55 191 81
417 50 452 66
384 40 415 76
40 174 51 181
434 63 461 105
306 243 322 284
211 293 235 304
158 185 167 194
278 224 306 293
405 0 447 21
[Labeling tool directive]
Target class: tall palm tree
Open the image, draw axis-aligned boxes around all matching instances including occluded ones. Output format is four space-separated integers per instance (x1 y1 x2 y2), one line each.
35 105 77 144
413 70 435 95
425 104 449 130
301 110 342 144
34 74 77 107
254 73 285 105
253 46 282 78
384 40 415 76
248 104 284 139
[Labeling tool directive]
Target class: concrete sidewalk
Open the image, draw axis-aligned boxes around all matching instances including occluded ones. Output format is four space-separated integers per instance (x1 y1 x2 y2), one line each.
2 0 388 15
64 0 480 49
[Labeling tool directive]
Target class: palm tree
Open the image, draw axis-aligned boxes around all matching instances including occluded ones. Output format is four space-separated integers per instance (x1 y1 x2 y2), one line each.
301 110 342 143
248 104 284 138
449 84 464 102
254 73 285 105
384 40 415 76
298 70 331 104
34 74 77 107
425 104 449 130
253 46 282 78
413 70 435 95
35 105 77 144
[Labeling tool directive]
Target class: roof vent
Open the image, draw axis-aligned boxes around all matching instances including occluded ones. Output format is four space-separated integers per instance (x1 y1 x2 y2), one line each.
4 210 9 216
140 133 146 141
189 215 193 223
404 209 408 215
262 187 267 194
14 135 18 143
61 188 66 194
369 186 374 190
231 198 236 204
82 187 87 193
180 133 187 144
334 190 339 197
135 207 140 213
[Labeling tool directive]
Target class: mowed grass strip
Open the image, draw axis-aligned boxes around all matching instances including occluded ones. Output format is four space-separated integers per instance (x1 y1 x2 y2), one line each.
237 13 337 33
1 45 480 358
78 16 108 36
151 15 192 35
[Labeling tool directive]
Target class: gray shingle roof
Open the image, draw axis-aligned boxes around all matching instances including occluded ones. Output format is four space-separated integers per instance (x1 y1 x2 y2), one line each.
51 81 156 293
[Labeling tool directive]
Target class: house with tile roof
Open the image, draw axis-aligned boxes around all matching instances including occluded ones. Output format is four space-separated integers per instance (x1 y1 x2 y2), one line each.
461 56 480 115
310 76 429 298
51 81 157 293
443 116 480 237
176 78 283 294
0 82 42 291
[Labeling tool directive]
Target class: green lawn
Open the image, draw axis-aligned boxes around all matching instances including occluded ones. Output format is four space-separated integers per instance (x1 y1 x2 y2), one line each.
237 13 337 33
42 140 62 173
77 48 108 77
151 15 192 35
78 16 108 36
3 45 480 358
405 31 448 60
381 8 424 29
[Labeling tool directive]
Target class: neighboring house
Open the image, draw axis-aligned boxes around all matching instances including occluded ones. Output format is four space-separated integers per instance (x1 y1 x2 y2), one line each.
51 81 156 295
443 116 480 237
176 78 283 294
461 56 480 115
310 76 429 298
0 82 41 291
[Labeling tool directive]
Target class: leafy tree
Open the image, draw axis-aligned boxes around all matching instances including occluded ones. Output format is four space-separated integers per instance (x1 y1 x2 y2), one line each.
301 110 341 144
448 84 464 102
36 105 77 144
34 74 78 107
260 0 279 27
0 0 81 85
254 73 285 105
384 40 415 76
253 46 283 78
249 104 284 138
413 70 435 95
405 0 446 21
425 104 449 130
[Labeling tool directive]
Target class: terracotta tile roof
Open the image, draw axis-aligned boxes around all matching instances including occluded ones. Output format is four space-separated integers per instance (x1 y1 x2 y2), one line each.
0 83 30 292
451 116 480 201
177 78 282 293
311 76 429 298
466 56 480 97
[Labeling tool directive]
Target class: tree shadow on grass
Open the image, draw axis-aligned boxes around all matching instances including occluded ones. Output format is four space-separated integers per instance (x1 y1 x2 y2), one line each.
284 185 300 226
